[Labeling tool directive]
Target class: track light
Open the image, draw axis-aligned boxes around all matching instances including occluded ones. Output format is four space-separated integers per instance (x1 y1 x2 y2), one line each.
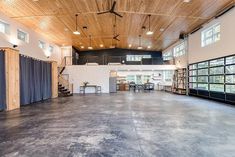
146 15 153 35
137 35 143 49
88 35 93 50
73 14 80 35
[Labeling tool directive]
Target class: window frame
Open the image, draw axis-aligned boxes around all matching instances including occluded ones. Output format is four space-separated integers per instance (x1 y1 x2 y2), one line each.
173 42 186 58
38 40 46 49
201 23 221 47
17 29 29 43
188 54 235 98
126 55 151 62
163 51 173 61
49 45 54 53
0 19 10 34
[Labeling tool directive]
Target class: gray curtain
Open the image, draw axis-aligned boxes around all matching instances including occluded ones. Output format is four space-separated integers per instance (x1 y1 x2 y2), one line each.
20 55 52 106
0 50 6 110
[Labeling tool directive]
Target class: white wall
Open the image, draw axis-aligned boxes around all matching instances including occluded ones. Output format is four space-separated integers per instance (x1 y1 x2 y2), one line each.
64 65 176 93
162 40 188 68
163 7 235 66
0 11 61 63
188 8 235 63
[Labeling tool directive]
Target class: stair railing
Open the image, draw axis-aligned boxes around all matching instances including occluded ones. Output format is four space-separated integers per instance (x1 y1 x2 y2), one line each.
58 56 74 95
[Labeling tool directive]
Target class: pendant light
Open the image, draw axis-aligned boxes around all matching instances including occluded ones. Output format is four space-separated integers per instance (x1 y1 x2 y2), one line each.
88 35 93 50
137 35 143 49
73 14 80 35
146 15 153 35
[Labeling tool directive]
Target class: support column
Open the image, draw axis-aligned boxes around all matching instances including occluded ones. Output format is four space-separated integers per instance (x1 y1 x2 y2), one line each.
3 48 20 111
51 61 58 98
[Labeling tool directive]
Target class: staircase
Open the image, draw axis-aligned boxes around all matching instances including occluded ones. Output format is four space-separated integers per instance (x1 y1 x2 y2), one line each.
58 56 73 97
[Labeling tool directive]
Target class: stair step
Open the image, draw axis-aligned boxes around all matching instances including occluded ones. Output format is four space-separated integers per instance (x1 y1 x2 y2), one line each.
58 92 73 97
61 89 68 92
61 91 70 94
58 87 65 90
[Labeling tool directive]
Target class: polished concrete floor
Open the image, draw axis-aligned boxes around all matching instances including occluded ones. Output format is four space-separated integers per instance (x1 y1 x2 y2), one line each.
0 92 235 157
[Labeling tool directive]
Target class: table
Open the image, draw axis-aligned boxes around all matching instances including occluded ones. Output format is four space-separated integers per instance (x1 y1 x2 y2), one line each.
80 85 101 94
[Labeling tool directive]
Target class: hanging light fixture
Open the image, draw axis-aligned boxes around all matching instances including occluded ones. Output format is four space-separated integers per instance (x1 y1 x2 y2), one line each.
137 35 143 49
73 14 80 35
88 35 93 50
146 15 153 35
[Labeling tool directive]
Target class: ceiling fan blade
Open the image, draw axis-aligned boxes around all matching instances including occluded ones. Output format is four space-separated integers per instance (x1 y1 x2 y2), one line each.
111 1 117 12
97 11 110 15
115 38 120 41
114 34 119 38
113 12 123 18
113 37 120 41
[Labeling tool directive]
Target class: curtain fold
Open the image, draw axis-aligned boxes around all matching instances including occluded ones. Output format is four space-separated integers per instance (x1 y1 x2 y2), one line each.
20 55 52 106
0 50 6 110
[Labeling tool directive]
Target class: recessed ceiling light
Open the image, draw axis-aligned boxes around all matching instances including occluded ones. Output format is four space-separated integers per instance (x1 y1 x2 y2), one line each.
183 0 191 3
146 31 154 35
160 28 165 32
64 28 68 32
100 44 104 47
80 46 84 49
137 46 143 50
73 31 80 35
128 44 132 48
88 46 93 50
147 46 151 49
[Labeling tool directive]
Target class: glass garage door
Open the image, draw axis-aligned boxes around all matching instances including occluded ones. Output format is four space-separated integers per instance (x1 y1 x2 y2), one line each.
188 55 235 104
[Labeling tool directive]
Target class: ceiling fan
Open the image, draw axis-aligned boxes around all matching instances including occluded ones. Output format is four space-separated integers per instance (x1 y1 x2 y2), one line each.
97 1 123 18
113 34 120 41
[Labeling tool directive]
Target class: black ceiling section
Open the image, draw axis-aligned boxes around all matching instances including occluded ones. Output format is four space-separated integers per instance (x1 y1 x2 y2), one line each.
72 47 163 65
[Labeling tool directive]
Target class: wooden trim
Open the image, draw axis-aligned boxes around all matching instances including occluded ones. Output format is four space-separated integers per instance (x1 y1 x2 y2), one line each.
51 61 58 98
4 48 20 111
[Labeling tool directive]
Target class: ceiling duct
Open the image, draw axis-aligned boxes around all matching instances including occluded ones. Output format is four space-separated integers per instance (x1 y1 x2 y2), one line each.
215 4 234 19
190 26 203 34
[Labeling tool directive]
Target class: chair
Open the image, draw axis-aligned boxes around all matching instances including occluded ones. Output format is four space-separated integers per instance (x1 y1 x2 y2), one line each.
129 82 136 91
96 86 101 93
80 86 85 94
144 83 154 91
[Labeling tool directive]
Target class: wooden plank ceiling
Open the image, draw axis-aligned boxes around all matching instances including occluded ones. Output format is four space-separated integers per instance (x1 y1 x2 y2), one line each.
0 0 233 51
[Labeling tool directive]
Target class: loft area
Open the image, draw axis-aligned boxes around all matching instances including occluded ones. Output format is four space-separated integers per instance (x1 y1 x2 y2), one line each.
0 1 235 157
72 47 164 65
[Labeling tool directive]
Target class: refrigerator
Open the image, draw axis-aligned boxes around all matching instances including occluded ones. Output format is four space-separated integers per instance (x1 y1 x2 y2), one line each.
109 77 117 93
